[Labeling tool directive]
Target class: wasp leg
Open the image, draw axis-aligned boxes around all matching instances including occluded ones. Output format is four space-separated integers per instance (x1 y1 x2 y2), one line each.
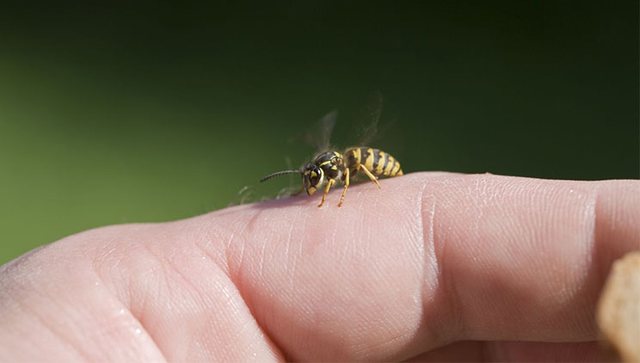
338 168 350 207
358 165 381 189
318 179 335 207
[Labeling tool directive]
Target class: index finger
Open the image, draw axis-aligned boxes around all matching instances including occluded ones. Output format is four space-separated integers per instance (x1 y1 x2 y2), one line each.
194 173 639 360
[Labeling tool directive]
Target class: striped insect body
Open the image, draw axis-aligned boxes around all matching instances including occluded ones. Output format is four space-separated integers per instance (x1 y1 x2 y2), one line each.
260 146 403 207
260 106 403 207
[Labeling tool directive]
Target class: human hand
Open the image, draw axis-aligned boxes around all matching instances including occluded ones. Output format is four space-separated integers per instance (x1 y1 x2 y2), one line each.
1 173 638 361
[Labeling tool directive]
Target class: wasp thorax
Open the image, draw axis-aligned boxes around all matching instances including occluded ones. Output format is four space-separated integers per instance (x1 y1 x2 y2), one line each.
303 163 324 196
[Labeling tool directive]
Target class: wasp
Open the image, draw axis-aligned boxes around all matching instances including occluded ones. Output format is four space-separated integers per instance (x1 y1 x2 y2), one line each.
260 111 403 207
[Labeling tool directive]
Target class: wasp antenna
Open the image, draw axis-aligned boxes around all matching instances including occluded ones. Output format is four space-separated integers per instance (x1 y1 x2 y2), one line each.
259 170 300 183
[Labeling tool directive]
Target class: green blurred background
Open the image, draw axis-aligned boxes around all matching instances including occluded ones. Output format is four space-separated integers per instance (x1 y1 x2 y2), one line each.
0 1 637 264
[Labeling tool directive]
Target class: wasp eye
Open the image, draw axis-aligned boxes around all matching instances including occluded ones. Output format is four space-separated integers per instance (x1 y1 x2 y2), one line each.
306 166 323 186
308 171 315 183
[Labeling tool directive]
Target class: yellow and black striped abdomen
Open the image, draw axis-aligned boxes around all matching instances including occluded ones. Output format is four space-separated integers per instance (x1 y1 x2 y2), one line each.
344 146 403 177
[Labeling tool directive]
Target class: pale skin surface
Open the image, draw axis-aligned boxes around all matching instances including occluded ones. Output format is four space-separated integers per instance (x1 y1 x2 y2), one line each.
0 173 638 362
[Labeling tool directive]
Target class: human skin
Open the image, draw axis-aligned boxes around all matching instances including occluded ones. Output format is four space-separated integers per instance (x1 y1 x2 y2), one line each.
0 173 638 362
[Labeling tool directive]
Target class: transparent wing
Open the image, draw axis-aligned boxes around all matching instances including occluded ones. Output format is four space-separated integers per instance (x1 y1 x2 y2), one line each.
287 110 337 154
355 91 384 147
307 110 337 153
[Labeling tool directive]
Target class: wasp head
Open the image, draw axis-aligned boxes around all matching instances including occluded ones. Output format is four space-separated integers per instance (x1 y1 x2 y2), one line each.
302 163 324 196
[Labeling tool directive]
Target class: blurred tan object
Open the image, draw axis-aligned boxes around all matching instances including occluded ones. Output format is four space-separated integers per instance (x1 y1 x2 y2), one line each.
597 251 640 363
